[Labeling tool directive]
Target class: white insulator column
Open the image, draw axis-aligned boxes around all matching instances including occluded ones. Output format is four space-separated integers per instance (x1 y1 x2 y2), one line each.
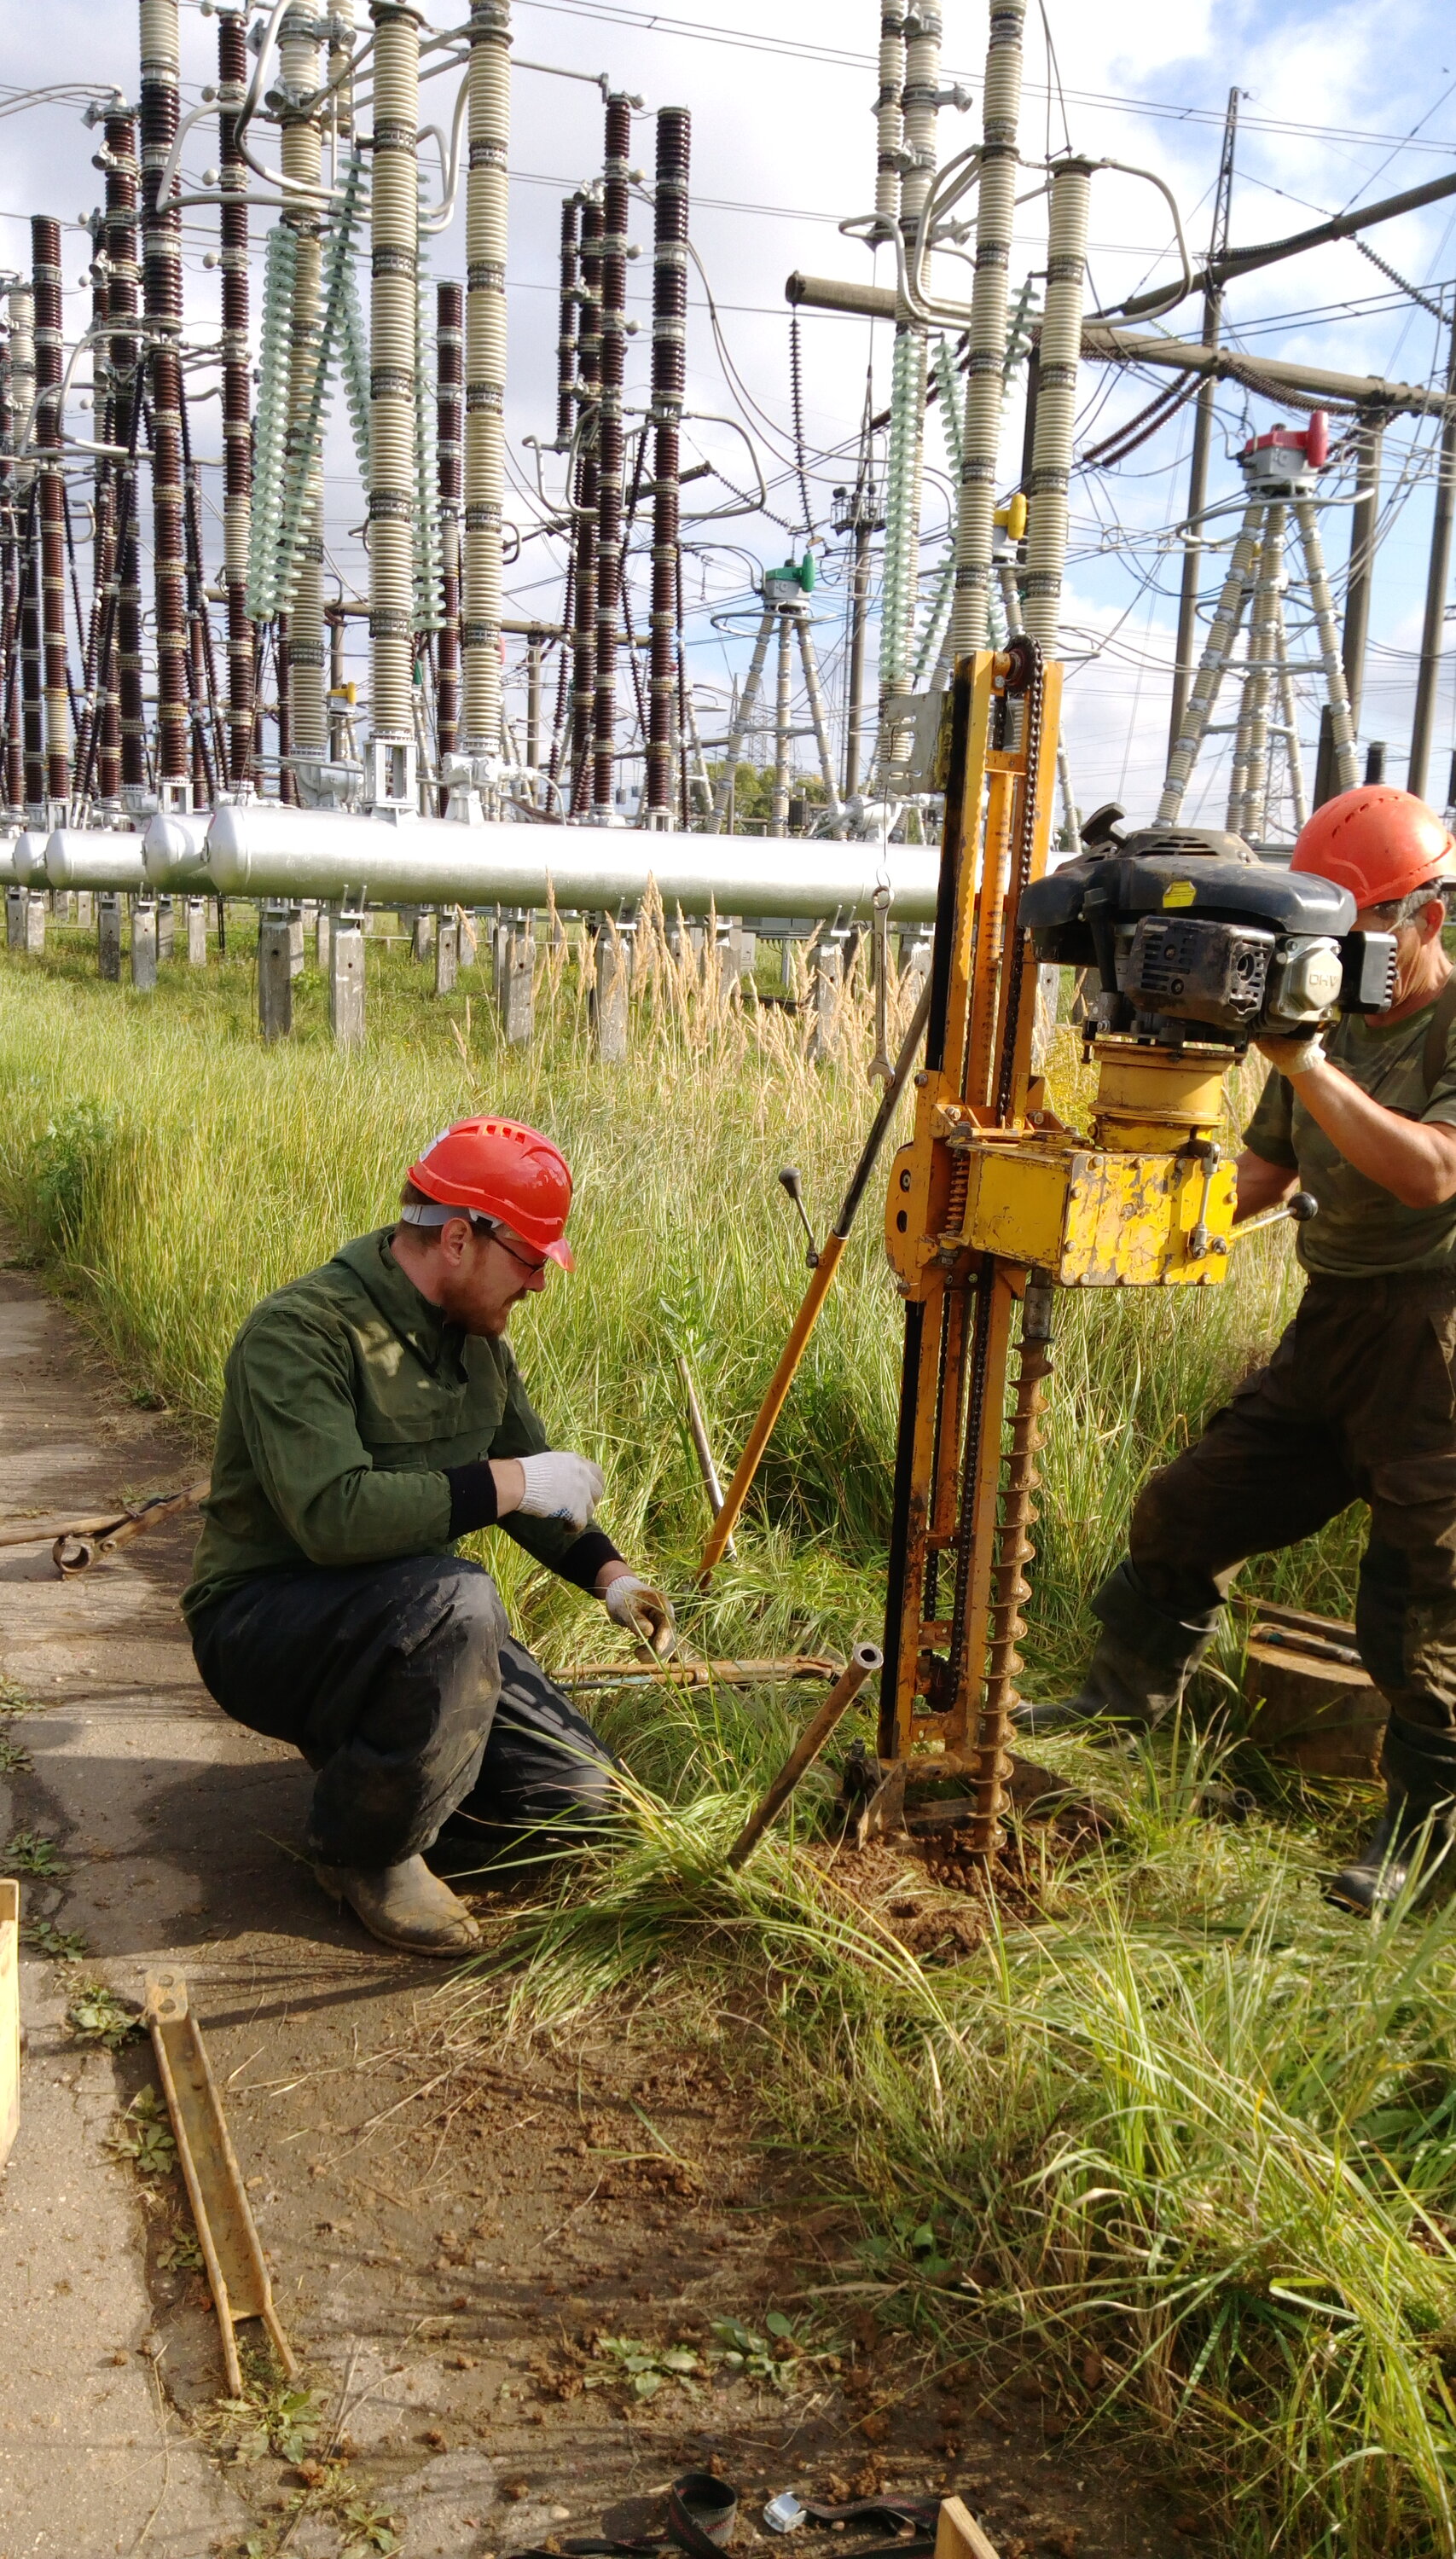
1157 500 1263 822
5 285 36 464
950 0 1025 653
280 3 327 765
1019 160 1089 654
462 0 511 763
874 4 906 235
368 0 422 785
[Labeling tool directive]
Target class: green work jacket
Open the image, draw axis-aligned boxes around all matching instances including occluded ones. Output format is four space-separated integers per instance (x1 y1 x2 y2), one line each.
183 1228 603 1623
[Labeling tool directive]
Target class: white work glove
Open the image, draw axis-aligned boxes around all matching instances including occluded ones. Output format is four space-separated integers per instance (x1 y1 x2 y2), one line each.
1256 1034 1326 1076
515 1450 604 1531
602 1571 677 1658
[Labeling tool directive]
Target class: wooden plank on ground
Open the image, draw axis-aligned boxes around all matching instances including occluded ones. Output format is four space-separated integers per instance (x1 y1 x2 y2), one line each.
936 2493 1001 2559
0 1879 19 2167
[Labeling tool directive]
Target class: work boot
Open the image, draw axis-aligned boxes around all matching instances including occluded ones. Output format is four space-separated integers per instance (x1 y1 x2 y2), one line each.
1016 1558 1217 1741
313 1853 482 1956
1325 1788 1456 1917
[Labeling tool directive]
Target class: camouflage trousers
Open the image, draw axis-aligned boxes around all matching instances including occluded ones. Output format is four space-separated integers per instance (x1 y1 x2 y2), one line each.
1114 1270 1456 1802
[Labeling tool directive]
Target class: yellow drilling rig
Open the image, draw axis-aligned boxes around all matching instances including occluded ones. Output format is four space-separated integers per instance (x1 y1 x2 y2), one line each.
873 638 1396 1856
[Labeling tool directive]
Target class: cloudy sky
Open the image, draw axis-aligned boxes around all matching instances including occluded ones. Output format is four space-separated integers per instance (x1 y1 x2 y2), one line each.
2 0 1453 827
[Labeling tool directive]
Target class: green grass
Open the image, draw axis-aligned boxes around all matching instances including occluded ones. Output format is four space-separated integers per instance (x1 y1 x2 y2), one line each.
3 921 1451 2553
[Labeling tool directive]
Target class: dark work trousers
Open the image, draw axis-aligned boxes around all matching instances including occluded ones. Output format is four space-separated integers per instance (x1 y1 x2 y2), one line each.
190 1555 620 1871
1111 1270 1456 1804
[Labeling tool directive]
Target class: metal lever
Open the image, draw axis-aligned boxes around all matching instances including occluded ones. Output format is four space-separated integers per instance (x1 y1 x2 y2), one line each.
1227 1188 1319 1247
777 1165 820 1268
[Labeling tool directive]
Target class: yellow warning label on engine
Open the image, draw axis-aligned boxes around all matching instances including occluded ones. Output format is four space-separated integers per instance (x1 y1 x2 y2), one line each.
1163 880 1197 908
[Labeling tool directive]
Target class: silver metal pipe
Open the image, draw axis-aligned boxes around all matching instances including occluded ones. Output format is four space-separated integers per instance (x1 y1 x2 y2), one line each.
203 801 940 917
45 828 147 889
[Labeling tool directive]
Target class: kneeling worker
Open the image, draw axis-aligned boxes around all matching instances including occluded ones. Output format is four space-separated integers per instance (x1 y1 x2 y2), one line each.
1022 787 1456 1915
182 1117 674 1955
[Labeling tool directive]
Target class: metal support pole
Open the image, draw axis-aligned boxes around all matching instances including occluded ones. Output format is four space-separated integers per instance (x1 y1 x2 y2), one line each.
1168 89 1238 761
770 607 793 838
1227 501 1284 838
794 608 844 830
1294 495 1359 797
1341 410 1383 741
1409 299 1456 798
844 515 873 798
706 609 774 832
1157 500 1263 821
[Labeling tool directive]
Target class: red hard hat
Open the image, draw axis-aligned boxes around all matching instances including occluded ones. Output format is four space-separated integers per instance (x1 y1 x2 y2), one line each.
407 1117 575 1269
1290 786 1453 908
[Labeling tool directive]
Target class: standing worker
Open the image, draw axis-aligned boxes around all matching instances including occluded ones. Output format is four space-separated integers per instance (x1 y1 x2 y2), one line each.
183 1118 675 1955
1021 789 1456 1915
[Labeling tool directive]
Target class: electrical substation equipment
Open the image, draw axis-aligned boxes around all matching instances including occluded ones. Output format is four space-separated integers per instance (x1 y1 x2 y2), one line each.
875 640 1395 1861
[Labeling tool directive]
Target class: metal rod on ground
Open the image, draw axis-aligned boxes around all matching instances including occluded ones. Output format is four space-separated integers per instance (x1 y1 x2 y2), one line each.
725 1644 883 1871
674 1349 734 1553
699 975 932 1582
1408 292 1456 799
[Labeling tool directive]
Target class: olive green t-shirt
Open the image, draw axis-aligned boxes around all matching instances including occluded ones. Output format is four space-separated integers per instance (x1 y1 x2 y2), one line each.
1243 988 1456 1277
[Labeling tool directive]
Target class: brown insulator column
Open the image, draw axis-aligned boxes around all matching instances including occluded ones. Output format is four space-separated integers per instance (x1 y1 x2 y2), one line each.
102 108 145 804
0 325 20 813
218 6 253 792
436 277 462 797
73 218 113 802
569 194 601 811
591 96 630 823
555 194 579 450
646 108 689 827
8 281 42 815
140 0 189 798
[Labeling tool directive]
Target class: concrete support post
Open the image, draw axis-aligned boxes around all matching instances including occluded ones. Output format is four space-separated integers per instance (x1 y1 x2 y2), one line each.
435 911 460 995
75 892 94 929
808 936 843 1066
591 919 629 1061
185 897 208 966
5 886 23 949
329 912 367 1045
131 898 158 991
289 910 305 977
316 905 332 971
156 897 175 964
258 908 294 1040
412 908 434 964
499 911 534 1043
24 891 46 955
98 893 123 980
